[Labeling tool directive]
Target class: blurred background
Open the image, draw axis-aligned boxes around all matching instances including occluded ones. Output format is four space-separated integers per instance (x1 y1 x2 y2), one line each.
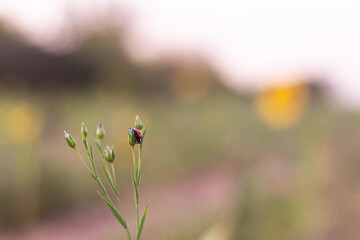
1 0 360 239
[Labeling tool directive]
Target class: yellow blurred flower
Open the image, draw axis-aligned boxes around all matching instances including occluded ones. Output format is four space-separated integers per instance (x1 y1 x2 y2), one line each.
3 102 43 143
255 81 309 129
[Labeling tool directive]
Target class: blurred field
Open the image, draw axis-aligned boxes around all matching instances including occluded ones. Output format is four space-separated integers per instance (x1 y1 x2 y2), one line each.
1 16 360 240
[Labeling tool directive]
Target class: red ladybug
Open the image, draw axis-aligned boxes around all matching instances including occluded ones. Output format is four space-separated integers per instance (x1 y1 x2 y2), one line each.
129 128 143 144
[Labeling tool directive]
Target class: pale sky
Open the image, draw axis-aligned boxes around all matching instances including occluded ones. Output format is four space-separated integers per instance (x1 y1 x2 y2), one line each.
1 0 360 106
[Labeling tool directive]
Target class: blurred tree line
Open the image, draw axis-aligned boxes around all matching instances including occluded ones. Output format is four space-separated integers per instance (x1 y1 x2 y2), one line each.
0 19 229 98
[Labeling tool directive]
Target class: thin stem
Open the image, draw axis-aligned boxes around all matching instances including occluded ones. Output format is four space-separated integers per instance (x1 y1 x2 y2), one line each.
94 177 114 204
132 147 136 170
94 139 119 203
98 140 111 172
75 149 92 174
126 228 132 240
136 202 139 231
137 148 141 184
111 164 126 220
131 146 140 231
76 149 113 204
116 196 127 221
83 139 98 177
111 163 117 186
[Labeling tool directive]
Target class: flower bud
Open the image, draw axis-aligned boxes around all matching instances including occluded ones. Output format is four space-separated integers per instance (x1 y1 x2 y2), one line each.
64 131 76 149
105 145 115 163
81 121 88 139
128 128 136 146
96 123 105 139
134 115 144 131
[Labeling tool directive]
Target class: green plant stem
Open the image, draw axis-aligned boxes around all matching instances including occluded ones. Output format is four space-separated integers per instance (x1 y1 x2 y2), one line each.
137 149 141 184
75 148 92 174
75 148 113 204
111 163 127 220
116 196 127 220
83 139 97 177
94 139 119 200
98 140 111 173
111 163 117 186
94 177 114 204
132 147 136 171
131 147 140 231
126 229 132 240
136 201 139 232
95 141 128 232
72 127 141 240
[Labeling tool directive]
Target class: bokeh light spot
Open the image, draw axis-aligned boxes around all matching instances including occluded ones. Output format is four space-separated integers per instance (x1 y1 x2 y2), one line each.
255 80 309 129
3 102 43 143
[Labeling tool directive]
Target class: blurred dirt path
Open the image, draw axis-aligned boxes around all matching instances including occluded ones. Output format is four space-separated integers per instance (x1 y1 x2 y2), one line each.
0 165 236 240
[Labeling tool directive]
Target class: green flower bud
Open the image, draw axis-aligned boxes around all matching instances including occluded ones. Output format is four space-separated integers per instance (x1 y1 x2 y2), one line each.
81 121 88 139
64 131 76 149
134 115 144 131
128 128 136 146
104 145 115 163
96 123 105 139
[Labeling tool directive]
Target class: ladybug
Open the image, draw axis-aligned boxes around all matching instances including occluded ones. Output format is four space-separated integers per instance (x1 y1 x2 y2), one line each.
129 128 143 144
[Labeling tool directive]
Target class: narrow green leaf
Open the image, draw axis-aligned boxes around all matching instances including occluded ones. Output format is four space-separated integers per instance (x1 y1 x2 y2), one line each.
97 191 128 229
137 202 149 240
